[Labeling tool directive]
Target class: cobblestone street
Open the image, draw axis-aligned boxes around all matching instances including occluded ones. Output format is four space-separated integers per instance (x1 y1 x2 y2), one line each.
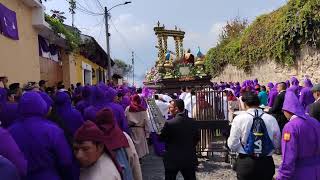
141 147 282 180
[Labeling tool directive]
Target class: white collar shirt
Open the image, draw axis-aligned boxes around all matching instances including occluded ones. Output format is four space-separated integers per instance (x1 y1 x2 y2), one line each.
227 108 281 156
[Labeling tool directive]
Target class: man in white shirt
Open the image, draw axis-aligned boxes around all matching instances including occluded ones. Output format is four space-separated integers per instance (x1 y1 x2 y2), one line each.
228 91 281 180
179 87 187 100
154 95 170 119
184 87 196 118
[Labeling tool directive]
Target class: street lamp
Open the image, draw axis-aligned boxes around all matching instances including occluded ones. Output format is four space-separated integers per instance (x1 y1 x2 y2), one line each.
105 1 132 81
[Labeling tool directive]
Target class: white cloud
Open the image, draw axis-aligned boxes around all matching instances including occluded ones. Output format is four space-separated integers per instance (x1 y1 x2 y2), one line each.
209 22 225 45
183 22 225 54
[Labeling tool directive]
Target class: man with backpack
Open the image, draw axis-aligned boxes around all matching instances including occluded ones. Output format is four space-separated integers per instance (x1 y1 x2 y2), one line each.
228 91 281 180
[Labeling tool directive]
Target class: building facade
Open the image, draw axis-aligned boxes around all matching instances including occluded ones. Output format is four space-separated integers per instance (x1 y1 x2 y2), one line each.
0 0 112 88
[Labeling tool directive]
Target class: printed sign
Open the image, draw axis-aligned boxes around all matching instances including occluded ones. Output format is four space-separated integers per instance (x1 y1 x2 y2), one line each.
179 66 190 76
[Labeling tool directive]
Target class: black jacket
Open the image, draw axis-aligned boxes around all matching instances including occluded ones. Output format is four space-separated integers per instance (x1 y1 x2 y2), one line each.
159 112 199 169
309 101 320 122
269 90 287 130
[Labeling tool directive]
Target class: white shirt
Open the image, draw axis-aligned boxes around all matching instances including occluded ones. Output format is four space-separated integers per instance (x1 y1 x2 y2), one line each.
155 99 170 119
184 93 196 118
227 108 281 155
161 94 172 103
80 153 121 180
179 92 187 100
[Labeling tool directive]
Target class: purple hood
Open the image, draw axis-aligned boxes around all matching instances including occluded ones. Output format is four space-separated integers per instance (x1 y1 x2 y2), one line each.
283 91 308 120
18 92 47 117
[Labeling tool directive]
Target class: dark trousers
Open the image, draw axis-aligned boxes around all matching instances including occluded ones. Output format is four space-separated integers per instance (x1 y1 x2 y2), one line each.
165 167 196 180
236 154 275 180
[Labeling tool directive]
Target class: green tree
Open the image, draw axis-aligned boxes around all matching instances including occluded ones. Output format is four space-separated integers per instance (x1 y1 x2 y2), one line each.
219 17 248 43
113 59 133 77
50 10 67 23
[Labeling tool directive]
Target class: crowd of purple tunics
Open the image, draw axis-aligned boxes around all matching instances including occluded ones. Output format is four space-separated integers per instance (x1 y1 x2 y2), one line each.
0 81 156 180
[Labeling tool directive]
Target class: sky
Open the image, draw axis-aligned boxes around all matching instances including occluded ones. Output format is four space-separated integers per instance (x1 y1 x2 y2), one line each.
43 0 287 86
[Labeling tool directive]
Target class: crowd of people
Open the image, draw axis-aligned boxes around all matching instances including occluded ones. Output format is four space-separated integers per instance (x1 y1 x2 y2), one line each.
0 76 151 180
218 78 320 180
151 77 320 180
1 75 320 180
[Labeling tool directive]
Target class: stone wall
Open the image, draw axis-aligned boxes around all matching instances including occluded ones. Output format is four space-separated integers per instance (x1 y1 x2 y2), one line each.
212 47 320 85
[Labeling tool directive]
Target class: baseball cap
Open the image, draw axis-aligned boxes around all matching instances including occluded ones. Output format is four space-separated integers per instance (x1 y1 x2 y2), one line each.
312 83 320 92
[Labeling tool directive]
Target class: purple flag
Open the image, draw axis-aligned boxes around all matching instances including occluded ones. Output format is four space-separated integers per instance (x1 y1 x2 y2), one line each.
0 3 19 40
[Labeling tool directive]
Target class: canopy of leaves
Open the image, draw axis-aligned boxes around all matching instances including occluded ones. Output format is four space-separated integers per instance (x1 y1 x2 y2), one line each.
45 14 81 52
205 0 320 77
113 59 133 77
50 10 66 23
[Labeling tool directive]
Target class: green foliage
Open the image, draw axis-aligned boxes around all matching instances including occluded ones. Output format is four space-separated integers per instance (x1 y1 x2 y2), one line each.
69 0 76 15
205 0 320 77
45 15 81 52
114 59 133 76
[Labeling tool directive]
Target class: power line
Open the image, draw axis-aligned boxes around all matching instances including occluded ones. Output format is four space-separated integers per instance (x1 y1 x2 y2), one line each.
64 0 103 16
76 17 105 31
94 0 104 11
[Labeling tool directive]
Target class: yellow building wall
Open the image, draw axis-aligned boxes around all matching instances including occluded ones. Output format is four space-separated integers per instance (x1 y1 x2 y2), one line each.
74 54 106 85
0 0 40 84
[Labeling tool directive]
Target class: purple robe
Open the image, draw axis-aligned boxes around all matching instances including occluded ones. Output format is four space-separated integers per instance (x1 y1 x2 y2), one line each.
0 156 20 180
9 92 76 180
287 85 300 98
277 91 320 180
139 94 148 110
299 79 315 112
151 115 174 157
0 87 18 128
54 92 84 136
287 77 300 98
75 86 92 115
0 102 18 128
0 127 27 176
105 88 129 134
38 92 53 115
120 96 131 110
299 87 315 112
83 86 108 121
234 83 241 97
268 87 278 107
83 86 129 134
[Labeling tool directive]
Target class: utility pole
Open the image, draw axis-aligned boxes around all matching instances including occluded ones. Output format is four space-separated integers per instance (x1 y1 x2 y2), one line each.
105 7 112 81
132 51 134 85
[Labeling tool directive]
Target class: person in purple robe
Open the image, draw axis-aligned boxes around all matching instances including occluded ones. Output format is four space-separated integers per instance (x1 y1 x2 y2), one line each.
53 91 84 137
287 77 300 98
0 88 18 128
267 82 274 93
38 91 53 117
277 91 320 180
299 78 315 112
83 86 108 121
0 127 27 177
75 85 92 115
105 87 130 134
285 80 290 89
253 78 259 86
268 83 278 107
83 86 129 134
9 92 76 180
118 87 131 109
234 82 241 97
0 155 20 180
